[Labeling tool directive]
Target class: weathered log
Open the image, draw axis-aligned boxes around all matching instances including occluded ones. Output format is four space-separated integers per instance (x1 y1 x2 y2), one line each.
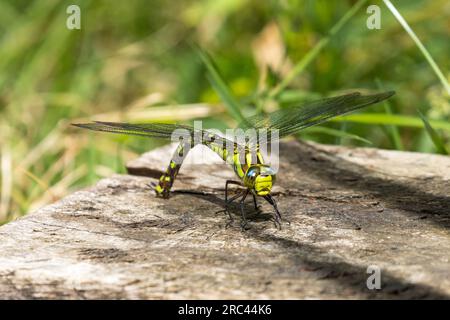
0 140 449 299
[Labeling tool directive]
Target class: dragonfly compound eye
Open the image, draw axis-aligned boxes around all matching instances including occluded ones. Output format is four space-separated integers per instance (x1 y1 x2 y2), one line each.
243 166 259 188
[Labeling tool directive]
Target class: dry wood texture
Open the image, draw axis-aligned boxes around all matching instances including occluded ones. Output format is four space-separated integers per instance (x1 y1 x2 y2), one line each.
0 140 449 299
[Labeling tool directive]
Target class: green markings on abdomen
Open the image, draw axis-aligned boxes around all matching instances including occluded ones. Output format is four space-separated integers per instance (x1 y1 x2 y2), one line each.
154 136 266 197
154 142 190 197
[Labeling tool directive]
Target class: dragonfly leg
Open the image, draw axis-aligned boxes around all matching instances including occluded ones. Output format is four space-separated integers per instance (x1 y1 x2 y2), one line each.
222 192 243 228
216 180 243 228
224 180 242 227
252 193 262 214
215 180 242 212
263 194 289 230
224 180 242 203
239 189 250 230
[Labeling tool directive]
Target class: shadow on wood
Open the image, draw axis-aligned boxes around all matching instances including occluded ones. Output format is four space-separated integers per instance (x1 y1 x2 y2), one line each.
0 141 449 299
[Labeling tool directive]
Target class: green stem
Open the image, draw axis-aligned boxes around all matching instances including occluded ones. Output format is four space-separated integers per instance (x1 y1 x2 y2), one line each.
376 79 404 150
383 0 450 95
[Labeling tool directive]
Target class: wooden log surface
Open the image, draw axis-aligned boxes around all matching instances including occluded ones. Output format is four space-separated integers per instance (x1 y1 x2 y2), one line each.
0 140 449 299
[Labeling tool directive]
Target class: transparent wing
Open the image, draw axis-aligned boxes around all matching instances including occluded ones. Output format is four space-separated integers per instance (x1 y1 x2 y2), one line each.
72 121 239 148
239 91 395 140
73 121 192 139
74 91 395 148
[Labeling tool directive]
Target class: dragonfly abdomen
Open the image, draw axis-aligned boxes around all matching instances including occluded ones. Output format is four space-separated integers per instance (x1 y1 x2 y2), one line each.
154 135 265 196
155 141 193 197
155 133 235 196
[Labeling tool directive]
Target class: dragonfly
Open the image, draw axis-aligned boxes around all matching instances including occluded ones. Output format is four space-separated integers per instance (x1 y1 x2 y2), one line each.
73 90 395 229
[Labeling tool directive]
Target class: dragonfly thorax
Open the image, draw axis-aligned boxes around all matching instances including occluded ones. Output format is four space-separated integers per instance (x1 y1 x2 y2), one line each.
243 165 277 196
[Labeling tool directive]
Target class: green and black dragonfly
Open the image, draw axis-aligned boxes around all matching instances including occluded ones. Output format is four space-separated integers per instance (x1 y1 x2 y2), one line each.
74 90 395 229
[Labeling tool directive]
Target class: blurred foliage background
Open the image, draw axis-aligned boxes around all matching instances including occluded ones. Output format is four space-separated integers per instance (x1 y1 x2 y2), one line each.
0 0 449 223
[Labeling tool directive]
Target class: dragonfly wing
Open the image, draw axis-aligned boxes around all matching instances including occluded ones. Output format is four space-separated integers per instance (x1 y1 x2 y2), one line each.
73 121 240 148
72 121 193 139
239 91 395 140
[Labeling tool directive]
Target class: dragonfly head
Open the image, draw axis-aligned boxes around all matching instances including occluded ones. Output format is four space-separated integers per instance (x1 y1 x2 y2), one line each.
244 165 277 196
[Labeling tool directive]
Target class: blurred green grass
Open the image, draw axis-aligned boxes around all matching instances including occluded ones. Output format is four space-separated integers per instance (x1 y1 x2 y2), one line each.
0 0 449 223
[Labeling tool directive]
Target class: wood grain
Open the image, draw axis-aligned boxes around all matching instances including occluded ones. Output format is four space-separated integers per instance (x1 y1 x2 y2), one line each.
1 141 449 299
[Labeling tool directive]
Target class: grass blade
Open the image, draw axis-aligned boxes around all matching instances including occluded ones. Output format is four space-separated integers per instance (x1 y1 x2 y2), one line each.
332 113 450 132
417 110 448 155
383 0 450 95
302 126 372 145
376 79 403 150
195 47 246 123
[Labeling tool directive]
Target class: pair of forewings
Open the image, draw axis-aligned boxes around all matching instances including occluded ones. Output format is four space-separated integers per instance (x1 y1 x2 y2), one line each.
74 91 394 149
